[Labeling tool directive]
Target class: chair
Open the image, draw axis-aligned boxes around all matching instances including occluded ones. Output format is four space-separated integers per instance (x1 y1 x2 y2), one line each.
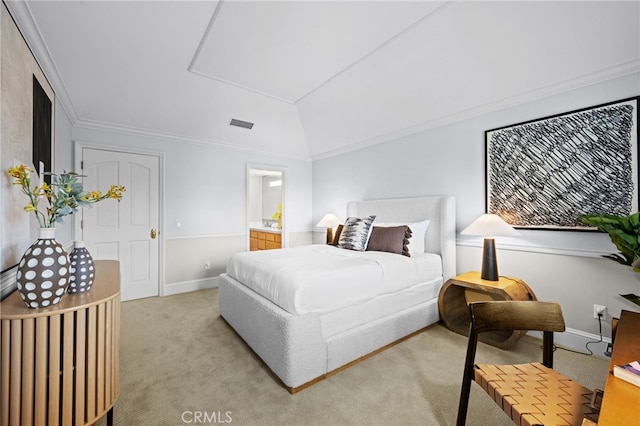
456 301 599 426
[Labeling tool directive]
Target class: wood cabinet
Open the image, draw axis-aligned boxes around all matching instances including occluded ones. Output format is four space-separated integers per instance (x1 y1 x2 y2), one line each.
1 260 120 426
438 271 537 349
250 230 281 251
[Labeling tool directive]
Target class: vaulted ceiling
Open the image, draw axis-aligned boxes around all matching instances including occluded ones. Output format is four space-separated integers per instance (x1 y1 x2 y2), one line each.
12 1 640 160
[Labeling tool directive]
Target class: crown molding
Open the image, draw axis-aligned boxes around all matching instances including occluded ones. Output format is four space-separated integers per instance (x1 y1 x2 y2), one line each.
74 119 312 162
6 0 637 164
312 60 640 161
4 0 79 123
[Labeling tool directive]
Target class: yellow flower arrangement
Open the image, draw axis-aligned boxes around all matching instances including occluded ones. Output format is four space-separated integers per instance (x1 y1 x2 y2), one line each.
7 164 125 228
272 203 283 229
271 203 282 220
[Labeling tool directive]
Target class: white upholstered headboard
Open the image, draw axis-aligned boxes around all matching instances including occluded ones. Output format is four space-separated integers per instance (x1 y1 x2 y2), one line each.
347 196 456 281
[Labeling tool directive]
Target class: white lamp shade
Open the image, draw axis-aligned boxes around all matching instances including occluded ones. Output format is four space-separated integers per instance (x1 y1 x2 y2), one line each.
461 214 520 237
316 213 342 228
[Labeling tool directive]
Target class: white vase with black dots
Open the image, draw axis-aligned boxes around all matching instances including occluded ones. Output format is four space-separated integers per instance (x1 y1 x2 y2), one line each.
68 241 95 294
16 227 70 308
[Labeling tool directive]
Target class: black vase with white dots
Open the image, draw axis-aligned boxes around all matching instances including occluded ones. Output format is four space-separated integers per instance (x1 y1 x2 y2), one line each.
68 241 95 294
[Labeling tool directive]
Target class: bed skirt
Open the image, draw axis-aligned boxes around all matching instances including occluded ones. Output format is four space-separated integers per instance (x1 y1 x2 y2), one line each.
218 272 441 392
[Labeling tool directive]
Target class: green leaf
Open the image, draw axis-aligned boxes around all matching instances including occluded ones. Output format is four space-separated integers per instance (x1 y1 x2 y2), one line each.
620 293 640 307
603 253 631 265
581 212 640 270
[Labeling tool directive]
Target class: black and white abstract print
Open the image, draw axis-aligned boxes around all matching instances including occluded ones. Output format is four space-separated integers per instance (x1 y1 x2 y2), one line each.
486 98 638 229
337 215 376 251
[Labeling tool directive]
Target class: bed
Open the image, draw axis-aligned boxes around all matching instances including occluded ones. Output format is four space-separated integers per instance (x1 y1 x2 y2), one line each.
218 196 456 393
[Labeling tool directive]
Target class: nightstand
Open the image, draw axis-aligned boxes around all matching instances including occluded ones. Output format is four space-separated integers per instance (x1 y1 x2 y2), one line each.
438 271 537 349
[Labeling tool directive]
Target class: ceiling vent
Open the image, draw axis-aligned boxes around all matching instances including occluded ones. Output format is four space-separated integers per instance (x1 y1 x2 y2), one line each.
230 118 254 129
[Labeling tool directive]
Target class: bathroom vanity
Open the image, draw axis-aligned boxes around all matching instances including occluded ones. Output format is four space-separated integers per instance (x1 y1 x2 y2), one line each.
249 227 282 251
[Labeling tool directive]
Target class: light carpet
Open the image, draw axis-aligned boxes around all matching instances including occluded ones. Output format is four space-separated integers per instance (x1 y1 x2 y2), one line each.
95 288 608 426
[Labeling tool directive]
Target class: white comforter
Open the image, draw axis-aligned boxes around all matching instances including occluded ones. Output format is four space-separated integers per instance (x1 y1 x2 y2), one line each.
226 244 443 315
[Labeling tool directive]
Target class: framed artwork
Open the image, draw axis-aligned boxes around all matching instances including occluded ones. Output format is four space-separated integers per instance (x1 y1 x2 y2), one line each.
486 96 639 230
1 3 55 273
32 76 53 186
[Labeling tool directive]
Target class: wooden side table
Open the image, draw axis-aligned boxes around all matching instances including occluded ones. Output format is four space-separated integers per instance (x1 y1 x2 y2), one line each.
438 271 536 349
1 260 120 426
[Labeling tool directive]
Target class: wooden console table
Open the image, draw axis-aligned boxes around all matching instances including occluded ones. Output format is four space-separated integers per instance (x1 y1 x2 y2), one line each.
438 271 537 349
596 309 640 425
1 260 120 426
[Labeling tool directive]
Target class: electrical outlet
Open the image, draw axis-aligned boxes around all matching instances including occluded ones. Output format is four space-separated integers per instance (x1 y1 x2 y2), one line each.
593 304 607 319
204 262 211 270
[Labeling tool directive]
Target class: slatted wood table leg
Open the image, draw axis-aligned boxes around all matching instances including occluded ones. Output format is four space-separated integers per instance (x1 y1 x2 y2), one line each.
105 300 113 414
1 321 10 426
34 318 48 424
75 311 87 426
97 304 106 415
48 315 61 425
10 320 22 426
62 311 75 425
86 305 97 420
21 318 35 426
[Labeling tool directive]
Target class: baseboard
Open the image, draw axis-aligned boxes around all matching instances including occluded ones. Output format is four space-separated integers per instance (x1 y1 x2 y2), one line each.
162 276 219 296
528 327 611 359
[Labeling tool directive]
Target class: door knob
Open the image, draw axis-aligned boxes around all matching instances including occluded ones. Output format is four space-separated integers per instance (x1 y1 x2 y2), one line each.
150 228 157 239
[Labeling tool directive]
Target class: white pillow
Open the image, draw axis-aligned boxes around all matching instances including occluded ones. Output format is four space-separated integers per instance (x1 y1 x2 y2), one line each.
376 220 431 256
406 220 430 256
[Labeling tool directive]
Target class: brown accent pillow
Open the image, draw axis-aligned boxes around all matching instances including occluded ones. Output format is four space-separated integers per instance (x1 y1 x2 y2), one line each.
331 224 344 245
366 226 412 257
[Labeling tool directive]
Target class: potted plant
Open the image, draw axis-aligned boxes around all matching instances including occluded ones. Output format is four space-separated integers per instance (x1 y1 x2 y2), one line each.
581 212 640 307
272 203 283 229
8 164 124 228
7 164 125 307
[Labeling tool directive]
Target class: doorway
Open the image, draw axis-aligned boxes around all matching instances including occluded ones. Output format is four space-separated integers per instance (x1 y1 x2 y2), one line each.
246 165 286 250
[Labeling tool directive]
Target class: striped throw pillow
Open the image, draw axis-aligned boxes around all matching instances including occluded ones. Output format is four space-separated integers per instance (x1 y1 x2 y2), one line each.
337 215 376 251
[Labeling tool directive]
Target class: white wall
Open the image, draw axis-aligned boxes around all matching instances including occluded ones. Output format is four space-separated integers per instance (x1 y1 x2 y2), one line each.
1 2 56 271
68 125 313 293
3 92 314 298
0 98 74 298
72 126 312 235
312 73 640 354
262 175 282 222
248 175 263 222
53 98 74 246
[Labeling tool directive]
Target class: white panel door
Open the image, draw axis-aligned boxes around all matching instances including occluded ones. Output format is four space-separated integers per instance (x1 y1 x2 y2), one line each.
80 148 160 301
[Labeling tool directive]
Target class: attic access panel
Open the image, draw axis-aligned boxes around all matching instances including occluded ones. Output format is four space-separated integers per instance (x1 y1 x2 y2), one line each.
485 96 639 230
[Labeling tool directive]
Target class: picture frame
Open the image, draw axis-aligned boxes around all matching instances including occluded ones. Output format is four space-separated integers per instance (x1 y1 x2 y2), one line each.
485 96 639 230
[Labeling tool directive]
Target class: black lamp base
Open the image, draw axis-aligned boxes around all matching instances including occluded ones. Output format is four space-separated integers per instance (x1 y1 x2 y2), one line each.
481 238 499 281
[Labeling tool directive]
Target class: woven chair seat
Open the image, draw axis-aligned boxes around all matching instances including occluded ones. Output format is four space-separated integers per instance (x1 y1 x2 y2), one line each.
474 362 598 426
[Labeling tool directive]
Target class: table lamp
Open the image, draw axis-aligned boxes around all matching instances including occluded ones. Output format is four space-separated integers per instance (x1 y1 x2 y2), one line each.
461 214 520 281
317 213 342 244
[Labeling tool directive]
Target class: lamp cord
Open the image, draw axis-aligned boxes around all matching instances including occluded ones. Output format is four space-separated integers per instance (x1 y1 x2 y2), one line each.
540 313 604 357
584 313 604 356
